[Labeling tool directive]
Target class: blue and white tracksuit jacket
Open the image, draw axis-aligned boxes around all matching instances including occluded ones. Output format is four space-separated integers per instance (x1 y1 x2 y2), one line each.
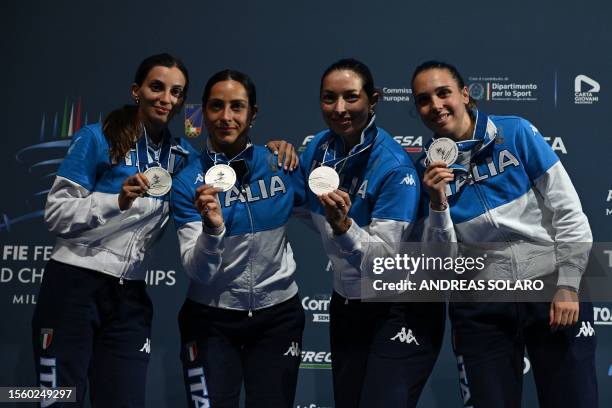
297 117 421 299
171 143 299 312
45 123 196 281
419 111 592 289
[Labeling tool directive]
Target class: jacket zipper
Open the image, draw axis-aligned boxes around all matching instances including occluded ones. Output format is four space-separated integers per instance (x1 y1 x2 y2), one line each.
471 165 518 280
242 187 255 317
119 198 159 284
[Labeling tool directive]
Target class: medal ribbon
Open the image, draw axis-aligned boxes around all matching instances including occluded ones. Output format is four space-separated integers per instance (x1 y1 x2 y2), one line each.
135 125 172 173
203 138 253 166
319 115 378 172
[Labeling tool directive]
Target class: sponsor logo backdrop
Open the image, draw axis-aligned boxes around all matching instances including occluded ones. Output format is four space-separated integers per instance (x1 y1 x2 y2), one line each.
2 0 611 406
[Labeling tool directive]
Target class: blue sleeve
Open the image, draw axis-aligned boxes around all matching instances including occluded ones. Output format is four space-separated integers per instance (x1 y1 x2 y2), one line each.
57 126 106 191
371 166 420 223
179 138 200 156
171 177 201 229
514 118 559 181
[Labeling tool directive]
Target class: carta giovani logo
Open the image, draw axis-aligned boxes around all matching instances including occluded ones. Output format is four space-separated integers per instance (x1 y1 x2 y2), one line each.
574 74 600 104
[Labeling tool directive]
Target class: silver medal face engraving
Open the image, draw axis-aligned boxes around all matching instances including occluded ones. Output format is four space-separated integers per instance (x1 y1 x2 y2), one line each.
205 164 236 192
144 167 172 197
427 137 458 165
308 166 340 195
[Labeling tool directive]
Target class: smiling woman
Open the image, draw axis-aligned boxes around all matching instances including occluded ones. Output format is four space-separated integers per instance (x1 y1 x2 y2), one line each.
131 66 186 136
297 58 445 408
412 60 597 408
170 69 305 408
31 53 198 408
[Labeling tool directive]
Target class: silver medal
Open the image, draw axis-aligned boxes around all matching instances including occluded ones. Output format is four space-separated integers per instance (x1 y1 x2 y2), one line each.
427 137 458 165
144 167 172 197
308 166 340 195
205 164 237 192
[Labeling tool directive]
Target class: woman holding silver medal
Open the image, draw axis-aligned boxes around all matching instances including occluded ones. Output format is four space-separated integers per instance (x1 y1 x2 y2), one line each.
298 58 445 408
170 69 303 408
31 53 197 407
413 60 597 407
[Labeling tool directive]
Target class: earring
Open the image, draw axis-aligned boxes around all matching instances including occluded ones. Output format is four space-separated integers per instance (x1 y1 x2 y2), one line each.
135 97 140 105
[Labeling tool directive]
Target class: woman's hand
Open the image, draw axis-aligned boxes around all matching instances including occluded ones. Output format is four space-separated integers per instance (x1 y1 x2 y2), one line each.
549 288 579 329
423 160 454 210
194 184 224 230
118 173 150 211
318 189 352 235
266 140 299 171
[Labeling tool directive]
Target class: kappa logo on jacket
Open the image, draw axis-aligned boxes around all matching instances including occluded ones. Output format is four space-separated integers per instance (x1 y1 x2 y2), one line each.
576 321 595 337
139 338 151 354
283 341 301 357
390 327 419 345
401 173 416 186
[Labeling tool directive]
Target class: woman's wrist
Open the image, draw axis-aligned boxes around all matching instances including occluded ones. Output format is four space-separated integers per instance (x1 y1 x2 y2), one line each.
430 200 448 211
332 217 352 235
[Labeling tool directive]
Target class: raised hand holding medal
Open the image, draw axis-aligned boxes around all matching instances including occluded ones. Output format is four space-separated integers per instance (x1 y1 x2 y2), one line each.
426 137 458 166
424 137 457 209
144 167 172 197
308 165 340 195
136 125 174 198
204 163 237 192
194 183 224 229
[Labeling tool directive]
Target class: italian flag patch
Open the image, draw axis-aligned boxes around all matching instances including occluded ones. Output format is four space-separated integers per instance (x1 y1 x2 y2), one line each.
41 328 53 350
186 341 198 362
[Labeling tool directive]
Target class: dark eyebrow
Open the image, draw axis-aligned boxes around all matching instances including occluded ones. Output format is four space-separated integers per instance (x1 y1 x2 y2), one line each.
321 89 361 95
414 85 453 98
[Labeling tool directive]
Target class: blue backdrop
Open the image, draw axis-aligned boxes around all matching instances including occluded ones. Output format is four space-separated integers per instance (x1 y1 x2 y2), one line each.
1 1 611 406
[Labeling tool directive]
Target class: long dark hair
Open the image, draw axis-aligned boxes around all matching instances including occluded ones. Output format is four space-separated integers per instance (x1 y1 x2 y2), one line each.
411 60 477 110
103 53 189 163
201 69 257 111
